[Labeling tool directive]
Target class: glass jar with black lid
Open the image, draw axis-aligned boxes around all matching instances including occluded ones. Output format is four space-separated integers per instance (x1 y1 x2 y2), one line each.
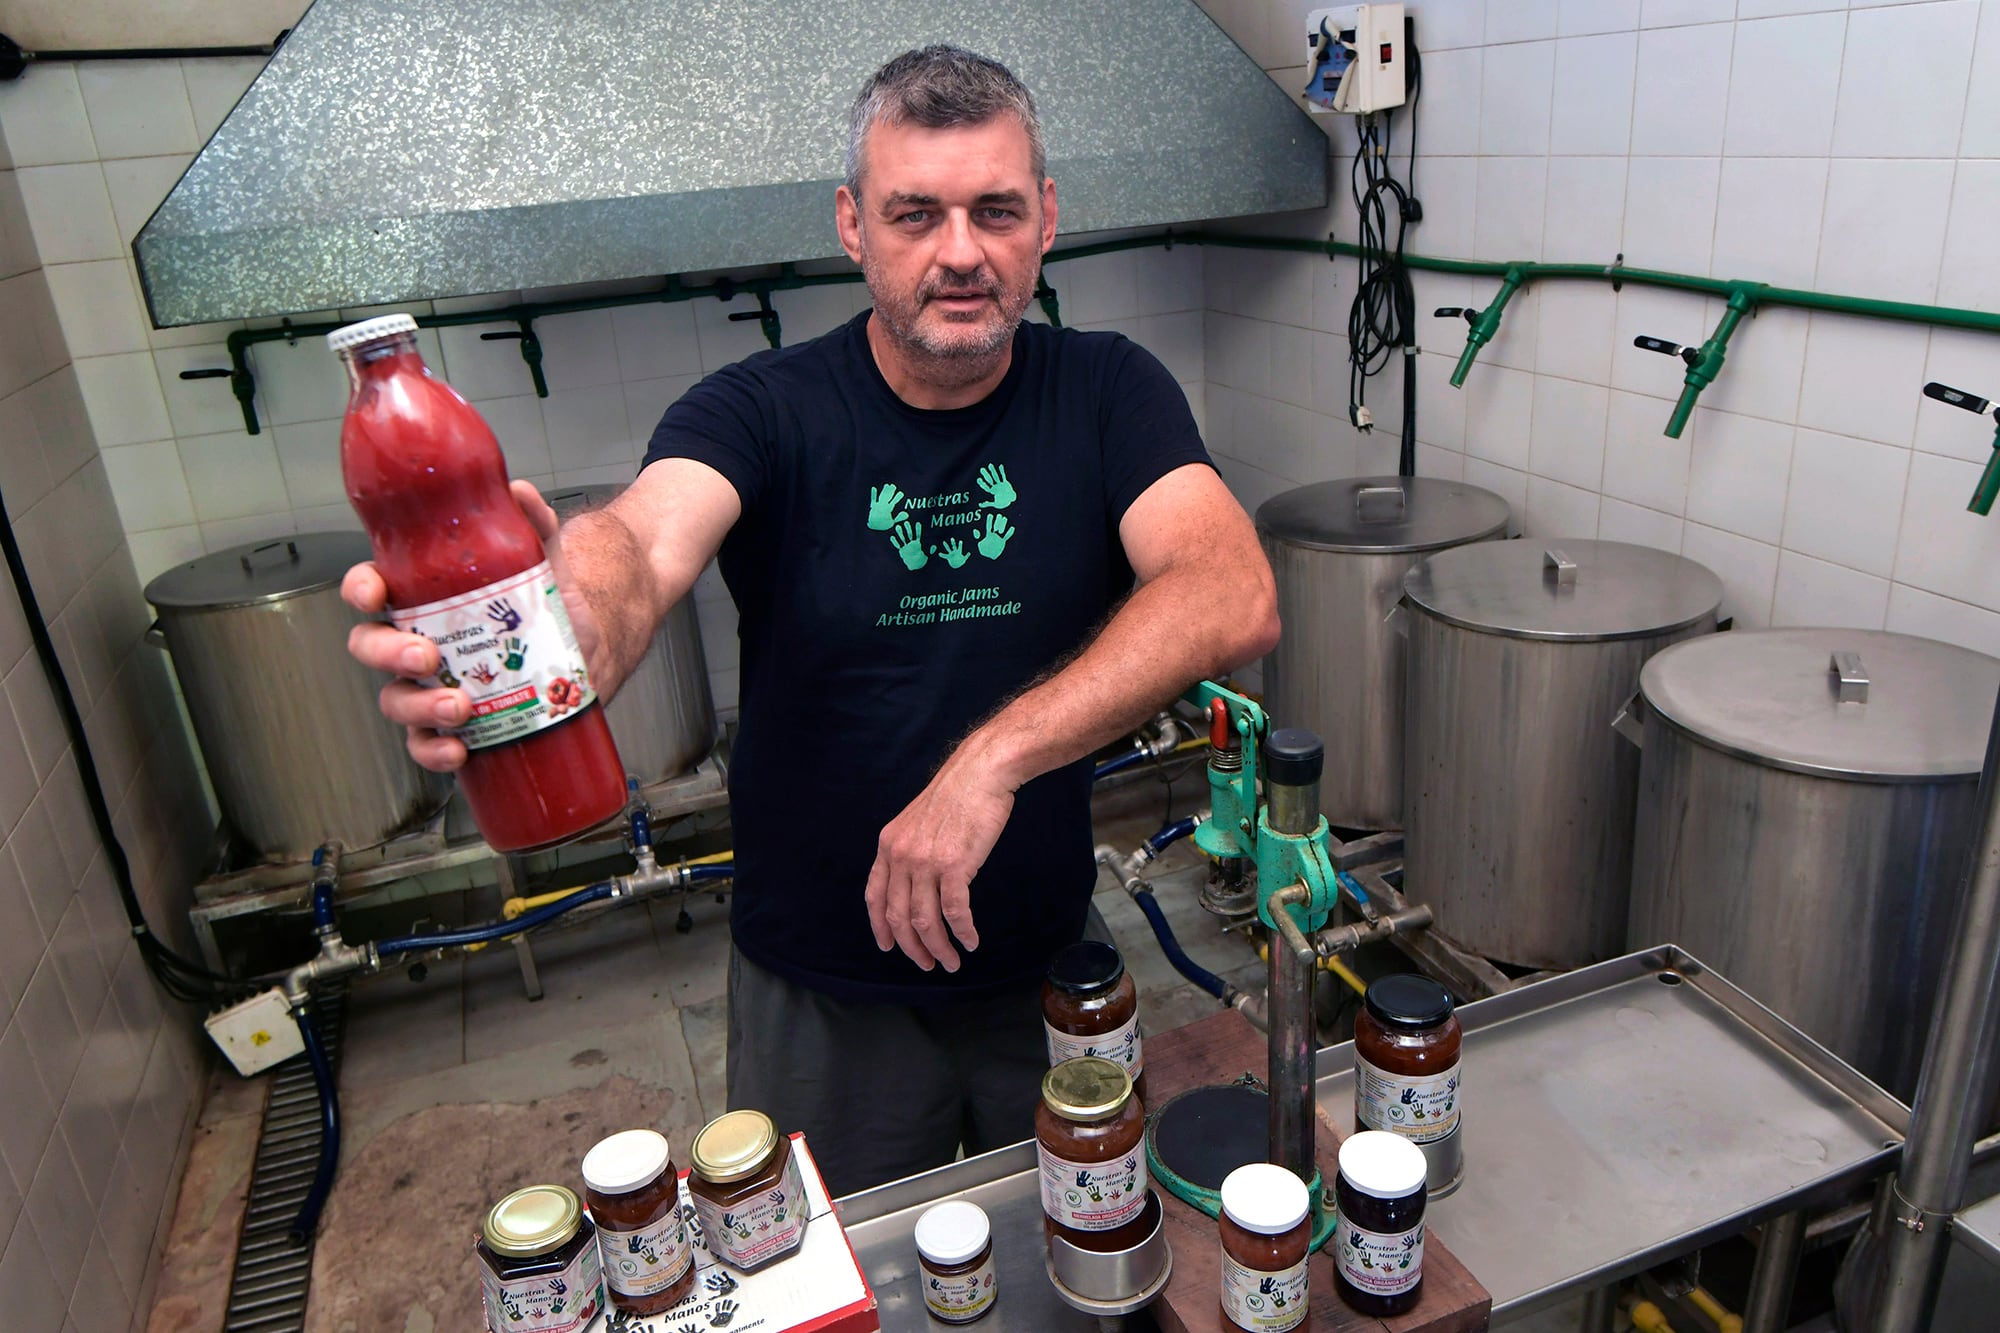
1353 973 1462 1194
1043 940 1146 1104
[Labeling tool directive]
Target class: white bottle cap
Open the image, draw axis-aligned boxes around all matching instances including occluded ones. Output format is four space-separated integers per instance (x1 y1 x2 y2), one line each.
1338 1129 1428 1200
1220 1162 1311 1235
580 1129 671 1195
915 1200 991 1266
326 312 419 354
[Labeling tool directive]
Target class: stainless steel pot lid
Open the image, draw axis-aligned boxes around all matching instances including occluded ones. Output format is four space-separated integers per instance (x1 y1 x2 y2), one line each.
1402 539 1722 642
145 532 372 610
1639 628 2000 782
1255 475 1510 554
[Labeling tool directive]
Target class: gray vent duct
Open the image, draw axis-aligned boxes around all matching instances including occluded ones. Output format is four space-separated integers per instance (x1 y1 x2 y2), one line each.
134 0 1328 327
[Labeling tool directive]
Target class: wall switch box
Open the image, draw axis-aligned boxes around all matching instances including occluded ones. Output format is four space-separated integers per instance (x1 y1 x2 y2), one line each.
1305 4 1407 114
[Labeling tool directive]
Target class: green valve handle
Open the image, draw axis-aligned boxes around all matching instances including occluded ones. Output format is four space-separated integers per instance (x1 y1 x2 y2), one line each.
1639 288 1754 438
1924 382 2000 515
1440 266 1526 388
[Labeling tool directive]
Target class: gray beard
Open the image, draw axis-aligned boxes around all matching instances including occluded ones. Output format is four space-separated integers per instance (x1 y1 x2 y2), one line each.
860 255 1035 386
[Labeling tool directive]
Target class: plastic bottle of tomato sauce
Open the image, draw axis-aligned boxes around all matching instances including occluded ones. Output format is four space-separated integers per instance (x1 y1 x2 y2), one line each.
329 314 626 851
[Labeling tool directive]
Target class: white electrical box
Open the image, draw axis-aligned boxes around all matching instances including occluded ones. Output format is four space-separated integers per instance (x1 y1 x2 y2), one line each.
205 987 306 1076
1305 4 1407 115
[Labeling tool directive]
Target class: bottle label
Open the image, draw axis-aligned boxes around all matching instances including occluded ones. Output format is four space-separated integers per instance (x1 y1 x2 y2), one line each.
689 1149 808 1271
1355 1051 1460 1145
924 1253 998 1324
479 1240 604 1333
390 561 597 752
1036 1143 1148 1232
1336 1216 1424 1298
1045 1015 1145 1079
1219 1249 1309 1331
596 1205 694 1299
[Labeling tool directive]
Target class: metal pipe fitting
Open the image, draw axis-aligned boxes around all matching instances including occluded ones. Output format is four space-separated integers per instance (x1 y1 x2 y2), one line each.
1313 903 1434 957
1268 882 1319 1185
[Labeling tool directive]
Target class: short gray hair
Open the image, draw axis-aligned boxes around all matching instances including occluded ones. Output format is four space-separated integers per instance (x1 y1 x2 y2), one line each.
844 45 1046 198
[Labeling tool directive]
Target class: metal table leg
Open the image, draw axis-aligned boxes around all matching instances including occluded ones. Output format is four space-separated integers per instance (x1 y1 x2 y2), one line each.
512 934 544 1001
1744 1209 1807 1333
1580 1283 1620 1333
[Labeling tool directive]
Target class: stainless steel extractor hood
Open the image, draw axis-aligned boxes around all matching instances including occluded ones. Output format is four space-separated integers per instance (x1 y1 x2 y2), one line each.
133 0 1328 326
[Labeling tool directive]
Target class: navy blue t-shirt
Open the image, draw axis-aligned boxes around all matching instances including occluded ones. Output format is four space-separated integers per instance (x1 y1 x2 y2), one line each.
641 311 1210 1004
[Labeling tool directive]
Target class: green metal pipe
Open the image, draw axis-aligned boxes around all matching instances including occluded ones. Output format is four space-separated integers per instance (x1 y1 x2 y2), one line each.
1665 286 1757 438
1973 434 2000 517
1450 265 1527 388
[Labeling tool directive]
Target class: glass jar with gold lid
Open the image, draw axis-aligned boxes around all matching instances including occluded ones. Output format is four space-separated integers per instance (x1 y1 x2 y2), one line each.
475 1184 605 1333
1036 1055 1150 1252
687 1109 808 1273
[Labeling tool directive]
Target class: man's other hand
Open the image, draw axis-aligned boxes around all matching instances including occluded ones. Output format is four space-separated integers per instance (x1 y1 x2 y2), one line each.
864 742 1015 972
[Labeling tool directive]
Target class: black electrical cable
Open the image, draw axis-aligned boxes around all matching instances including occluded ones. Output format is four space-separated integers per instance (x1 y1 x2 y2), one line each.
1345 23 1424 478
0 485 245 1005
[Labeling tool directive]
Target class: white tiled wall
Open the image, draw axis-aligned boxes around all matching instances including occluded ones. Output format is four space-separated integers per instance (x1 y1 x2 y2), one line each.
0 57 1209 721
0 81 215 1333
1196 0 2000 656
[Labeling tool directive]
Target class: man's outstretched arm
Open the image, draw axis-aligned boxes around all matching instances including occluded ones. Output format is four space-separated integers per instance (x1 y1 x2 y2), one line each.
865 461 1280 970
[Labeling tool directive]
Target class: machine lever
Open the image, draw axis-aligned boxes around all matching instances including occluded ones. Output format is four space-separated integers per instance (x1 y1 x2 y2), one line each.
1634 335 1701 367
1923 381 1995 417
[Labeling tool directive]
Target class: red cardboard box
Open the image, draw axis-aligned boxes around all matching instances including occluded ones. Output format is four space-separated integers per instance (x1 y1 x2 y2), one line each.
583 1134 877 1333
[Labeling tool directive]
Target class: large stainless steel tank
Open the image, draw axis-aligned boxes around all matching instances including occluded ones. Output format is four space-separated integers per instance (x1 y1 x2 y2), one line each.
1626 629 2000 1100
546 486 716 782
1257 476 1510 830
146 534 449 861
1401 539 1721 968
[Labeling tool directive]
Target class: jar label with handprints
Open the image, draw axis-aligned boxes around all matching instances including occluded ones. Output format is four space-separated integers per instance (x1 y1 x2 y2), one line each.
1045 1014 1144 1078
478 1241 603 1333
1036 1145 1147 1231
390 561 596 751
1355 1052 1460 1145
1220 1251 1309 1332
596 1207 694 1299
1336 1217 1424 1297
924 1254 997 1324
690 1150 807 1270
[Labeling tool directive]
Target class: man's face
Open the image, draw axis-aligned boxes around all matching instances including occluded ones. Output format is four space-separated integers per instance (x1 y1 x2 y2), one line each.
836 115 1059 362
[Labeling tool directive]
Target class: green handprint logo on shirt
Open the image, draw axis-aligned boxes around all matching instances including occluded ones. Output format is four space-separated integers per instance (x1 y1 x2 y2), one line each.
977 514 1014 560
891 519 928 570
976 464 1016 510
938 538 971 569
867 483 908 531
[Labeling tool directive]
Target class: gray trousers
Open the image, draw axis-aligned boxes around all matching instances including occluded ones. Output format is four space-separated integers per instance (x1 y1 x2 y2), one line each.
723 907 1111 1199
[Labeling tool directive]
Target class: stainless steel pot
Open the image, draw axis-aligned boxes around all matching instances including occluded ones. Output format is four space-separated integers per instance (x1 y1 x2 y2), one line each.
1400 540 1721 968
146 534 449 861
1257 476 1509 829
545 486 716 782
1625 629 2000 1100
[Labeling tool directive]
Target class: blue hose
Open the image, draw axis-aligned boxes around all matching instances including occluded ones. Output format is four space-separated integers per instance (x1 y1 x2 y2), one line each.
1092 748 1147 782
290 1003 340 1242
683 863 733 884
309 846 336 931
1133 888 1228 999
1144 817 1199 857
374 881 616 958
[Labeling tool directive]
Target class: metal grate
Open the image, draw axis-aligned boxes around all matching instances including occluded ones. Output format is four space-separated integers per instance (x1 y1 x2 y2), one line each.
222 988 346 1333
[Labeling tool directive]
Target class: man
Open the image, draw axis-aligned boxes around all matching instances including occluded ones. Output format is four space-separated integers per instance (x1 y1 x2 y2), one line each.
347 45 1278 1196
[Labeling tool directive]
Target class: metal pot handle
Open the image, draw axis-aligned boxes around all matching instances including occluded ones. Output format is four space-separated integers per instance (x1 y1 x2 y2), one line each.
1612 688 1646 748
240 539 301 575
1385 601 1409 639
1356 484 1406 520
1830 651 1869 704
145 618 166 648
1543 548 1578 587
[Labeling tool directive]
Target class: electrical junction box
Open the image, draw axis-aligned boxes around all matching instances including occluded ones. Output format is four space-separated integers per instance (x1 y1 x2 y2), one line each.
205 987 305 1076
1305 4 1406 114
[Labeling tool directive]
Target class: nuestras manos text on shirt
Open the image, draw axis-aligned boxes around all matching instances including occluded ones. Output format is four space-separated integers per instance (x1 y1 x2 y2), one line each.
869 464 1025 627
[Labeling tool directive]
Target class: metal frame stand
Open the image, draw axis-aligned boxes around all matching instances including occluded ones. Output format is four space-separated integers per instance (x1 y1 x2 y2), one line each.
1744 1209 1807 1333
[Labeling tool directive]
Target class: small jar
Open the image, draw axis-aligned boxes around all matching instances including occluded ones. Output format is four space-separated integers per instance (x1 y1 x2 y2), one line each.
1218 1163 1310 1333
1353 973 1463 1195
1043 941 1147 1105
1035 1056 1150 1253
475 1185 606 1333
581 1129 695 1315
687 1109 808 1273
1334 1130 1427 1316
915 1200 997 1324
